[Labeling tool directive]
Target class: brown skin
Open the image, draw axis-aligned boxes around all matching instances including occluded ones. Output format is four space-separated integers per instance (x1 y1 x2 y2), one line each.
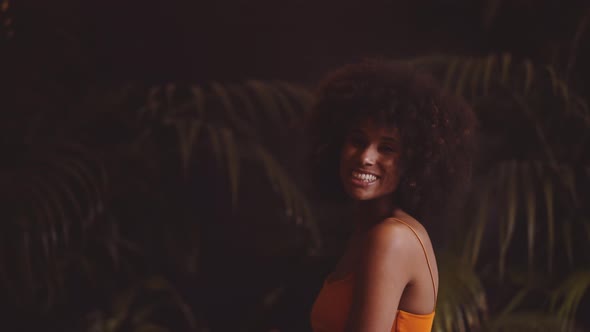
334 117 439 332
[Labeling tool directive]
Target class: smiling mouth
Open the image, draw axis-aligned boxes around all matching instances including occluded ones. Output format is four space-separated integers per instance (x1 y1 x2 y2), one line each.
351 170 379 184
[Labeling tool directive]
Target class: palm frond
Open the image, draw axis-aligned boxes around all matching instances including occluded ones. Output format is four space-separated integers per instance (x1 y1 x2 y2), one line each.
253 144 322 252
521 162 536 273
537 163 555 273
151 81 317 241
408 54 590 126
463 180 490 267
434 253 487 332
2 142 107 305
562 220 574 267
166 120 241 209
84 276 198 332
210 82 257 137
454 57 474 97
512 93 557 165
487 311 565 332
275 81 314 114
163 118 203 178
227 83 259 126
496 287 531 319
550 270 590 332
498 161 518 279
245 80 286 127
219 127 240 208
466 160 583 274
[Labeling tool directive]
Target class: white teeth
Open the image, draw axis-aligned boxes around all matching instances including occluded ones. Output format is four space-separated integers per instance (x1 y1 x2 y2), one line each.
352 171 377 182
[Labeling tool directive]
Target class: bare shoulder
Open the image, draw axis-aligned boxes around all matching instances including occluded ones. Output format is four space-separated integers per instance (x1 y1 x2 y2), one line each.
362 210 436 263
363 216 426 255
357 212 436 287
386 210 439 286
390 210 433 242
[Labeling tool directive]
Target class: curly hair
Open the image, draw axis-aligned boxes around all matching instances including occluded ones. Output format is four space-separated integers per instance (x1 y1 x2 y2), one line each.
308 59 477 221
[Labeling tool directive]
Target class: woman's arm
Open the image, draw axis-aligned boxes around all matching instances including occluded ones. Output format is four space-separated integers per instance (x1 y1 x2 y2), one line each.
344 222 416 332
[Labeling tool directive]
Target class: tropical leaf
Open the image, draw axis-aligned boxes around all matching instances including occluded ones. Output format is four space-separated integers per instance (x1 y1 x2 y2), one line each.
550 270 590 332
245 80 285 126
84 276 198 332
521 162 536 274
408 52 589 331
495 287 531 319
227 83 259 126
463 179 490 267
498 161 518 279
219 126 240 208
434 253 487 332
408 54 590 126
1 142 107 305
487 311 565 332
152 81 318 242
537 163 555 273
164 118 203 178
142 276 198 329
512 93 557 165
206 124 224 168
465 160 586 275
145 80 311 134
275 81 314 113
252 144 322 251
562 219 574 267
422 54 590 281
210 82 256 137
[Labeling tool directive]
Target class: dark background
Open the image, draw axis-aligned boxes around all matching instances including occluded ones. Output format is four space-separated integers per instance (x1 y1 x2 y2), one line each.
1 1 589 331
12 0 590 82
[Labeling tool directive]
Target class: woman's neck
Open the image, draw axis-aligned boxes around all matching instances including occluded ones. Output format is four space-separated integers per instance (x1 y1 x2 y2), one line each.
351 194 397 232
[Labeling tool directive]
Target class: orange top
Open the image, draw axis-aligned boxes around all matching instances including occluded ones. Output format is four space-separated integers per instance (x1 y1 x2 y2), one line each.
310 218 436 332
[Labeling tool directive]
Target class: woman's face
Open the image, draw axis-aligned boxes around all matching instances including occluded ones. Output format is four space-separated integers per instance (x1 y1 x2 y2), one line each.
339 117 403 201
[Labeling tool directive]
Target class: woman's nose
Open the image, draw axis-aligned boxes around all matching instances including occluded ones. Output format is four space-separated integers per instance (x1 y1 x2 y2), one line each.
359 146 377 166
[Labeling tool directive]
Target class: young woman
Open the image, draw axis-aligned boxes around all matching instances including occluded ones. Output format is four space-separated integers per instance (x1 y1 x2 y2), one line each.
308 60 476 332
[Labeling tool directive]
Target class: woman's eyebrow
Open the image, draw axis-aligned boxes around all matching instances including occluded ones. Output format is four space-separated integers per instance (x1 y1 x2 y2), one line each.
380 136 398 143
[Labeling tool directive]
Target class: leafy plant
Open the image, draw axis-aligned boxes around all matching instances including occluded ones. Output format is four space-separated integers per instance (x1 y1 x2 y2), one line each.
408 53 590 331
83 276 198 332
0 80 321 330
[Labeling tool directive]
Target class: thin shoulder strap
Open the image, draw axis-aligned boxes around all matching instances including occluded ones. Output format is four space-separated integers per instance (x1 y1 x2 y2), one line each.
388 217 437 309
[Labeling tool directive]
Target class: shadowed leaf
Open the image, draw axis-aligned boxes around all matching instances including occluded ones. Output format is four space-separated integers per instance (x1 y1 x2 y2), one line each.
219 127 240 208
520 162 536 273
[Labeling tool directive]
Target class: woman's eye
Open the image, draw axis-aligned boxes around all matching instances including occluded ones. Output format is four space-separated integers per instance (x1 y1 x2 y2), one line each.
380 145 396 153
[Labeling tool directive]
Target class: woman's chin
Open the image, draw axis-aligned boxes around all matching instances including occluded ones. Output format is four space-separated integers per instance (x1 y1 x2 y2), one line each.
345 189 376 201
